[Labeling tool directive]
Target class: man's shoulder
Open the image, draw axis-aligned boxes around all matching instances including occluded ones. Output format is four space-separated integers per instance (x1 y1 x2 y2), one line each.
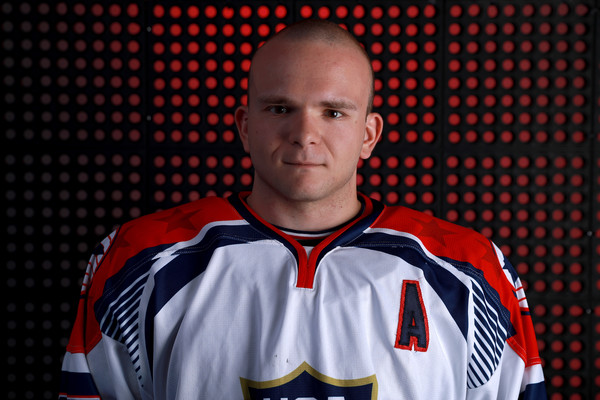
374 204 499 269
375 205 480 241
120 196 241 240
130 196 235 224
98 196 242 263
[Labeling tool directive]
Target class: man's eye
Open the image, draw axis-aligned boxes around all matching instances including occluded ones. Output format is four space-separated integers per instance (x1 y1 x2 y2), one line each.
325 110 343 119
268 105 288 114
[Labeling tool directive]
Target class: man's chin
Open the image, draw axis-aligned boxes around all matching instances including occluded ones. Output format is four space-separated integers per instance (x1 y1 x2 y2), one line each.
271 183 330 205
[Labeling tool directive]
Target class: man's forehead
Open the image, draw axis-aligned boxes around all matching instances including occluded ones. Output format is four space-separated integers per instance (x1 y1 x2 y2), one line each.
249 53 369 103
250 38 371 86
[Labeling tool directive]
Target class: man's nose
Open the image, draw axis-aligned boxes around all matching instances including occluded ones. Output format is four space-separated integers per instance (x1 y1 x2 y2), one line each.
288 110 320 147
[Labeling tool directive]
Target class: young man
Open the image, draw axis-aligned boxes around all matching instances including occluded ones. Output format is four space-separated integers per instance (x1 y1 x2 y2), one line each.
60 20 546 399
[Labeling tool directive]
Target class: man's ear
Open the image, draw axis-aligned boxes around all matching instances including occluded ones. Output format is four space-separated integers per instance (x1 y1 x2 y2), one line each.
235 105 250 153
360 112 384 159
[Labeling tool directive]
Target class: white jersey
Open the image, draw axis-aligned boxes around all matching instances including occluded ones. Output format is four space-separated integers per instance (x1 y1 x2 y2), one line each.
60 192 546 399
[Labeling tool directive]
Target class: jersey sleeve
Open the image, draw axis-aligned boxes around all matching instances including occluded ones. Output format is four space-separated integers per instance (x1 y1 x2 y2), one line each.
466 244 546 400
59 229 142 400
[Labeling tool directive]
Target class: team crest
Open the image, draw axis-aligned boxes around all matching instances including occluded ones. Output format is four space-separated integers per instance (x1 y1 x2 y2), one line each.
240 361 378 400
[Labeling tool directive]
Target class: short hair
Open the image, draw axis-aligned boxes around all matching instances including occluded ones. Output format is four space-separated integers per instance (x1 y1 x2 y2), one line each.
249 19 375 114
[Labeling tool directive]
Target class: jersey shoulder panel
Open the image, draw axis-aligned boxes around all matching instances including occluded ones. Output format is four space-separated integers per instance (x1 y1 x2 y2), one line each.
120 196 241 248
373 205 500 274
101 196 241 276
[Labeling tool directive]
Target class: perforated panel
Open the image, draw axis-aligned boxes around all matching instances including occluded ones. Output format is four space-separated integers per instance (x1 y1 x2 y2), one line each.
2 1 600 398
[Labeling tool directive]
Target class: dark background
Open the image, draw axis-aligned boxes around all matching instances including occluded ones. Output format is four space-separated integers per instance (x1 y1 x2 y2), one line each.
2 1 599 398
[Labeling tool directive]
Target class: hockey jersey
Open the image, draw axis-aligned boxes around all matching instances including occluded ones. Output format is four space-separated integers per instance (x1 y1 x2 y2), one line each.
60 192 546 399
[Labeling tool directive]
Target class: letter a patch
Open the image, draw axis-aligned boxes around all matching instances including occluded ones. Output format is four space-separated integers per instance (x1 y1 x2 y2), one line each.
395 280 429 352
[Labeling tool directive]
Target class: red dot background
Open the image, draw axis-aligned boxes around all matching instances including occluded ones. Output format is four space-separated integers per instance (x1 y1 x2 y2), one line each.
2 1 599 399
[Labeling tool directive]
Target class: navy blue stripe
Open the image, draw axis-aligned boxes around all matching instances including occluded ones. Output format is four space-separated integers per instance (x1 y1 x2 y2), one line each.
119 298 142 323
468 358 486 387
352 232 470 339
101 312 116 336
122 325 138 344
104 292 143 337
472 340 493 377
473 318 496 362
129 343 139 357
472 296 504 361
473 299 496 344
113 281 146 316
519 381 547 400
117 298 143 332
472 283 504 349
59 371 100 397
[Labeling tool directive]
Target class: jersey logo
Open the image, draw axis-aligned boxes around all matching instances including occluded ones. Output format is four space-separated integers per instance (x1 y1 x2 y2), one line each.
240 361 377 400
395 280 429 352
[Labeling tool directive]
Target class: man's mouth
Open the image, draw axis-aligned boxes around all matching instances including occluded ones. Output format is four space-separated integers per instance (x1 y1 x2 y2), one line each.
283 161 323 167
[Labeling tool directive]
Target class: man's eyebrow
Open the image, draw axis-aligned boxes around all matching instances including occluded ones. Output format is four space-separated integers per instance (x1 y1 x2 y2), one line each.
255 95 358 112
320 99 358 111
256 95 293 105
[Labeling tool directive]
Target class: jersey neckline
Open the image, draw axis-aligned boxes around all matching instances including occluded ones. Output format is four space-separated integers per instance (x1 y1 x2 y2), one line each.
228 192 385 289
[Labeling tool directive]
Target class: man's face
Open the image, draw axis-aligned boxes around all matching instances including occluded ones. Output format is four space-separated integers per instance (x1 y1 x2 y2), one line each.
236 38 382 208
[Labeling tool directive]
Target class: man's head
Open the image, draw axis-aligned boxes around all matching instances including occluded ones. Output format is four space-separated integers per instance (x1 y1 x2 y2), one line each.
248 19 375 115
235 19 384 229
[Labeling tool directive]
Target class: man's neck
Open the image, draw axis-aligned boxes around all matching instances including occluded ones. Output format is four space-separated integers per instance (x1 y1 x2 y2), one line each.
244 191 362 232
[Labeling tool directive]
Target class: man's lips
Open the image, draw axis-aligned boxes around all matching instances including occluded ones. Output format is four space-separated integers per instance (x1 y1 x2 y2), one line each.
283 161 324 167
